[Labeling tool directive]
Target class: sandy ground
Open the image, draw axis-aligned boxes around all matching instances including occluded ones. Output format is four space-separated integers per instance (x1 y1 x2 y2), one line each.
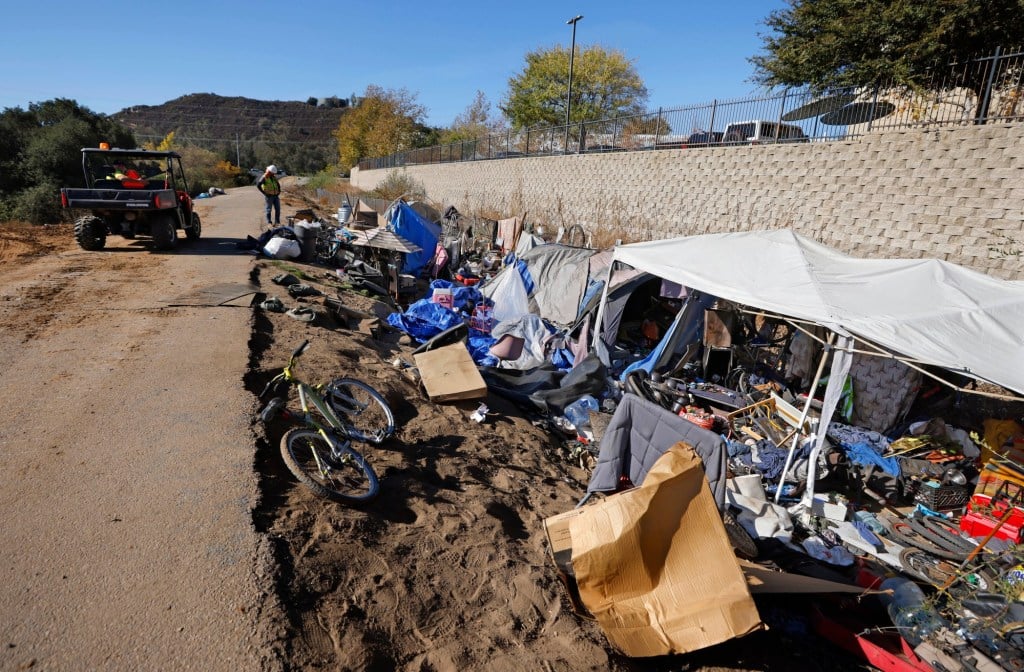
0 187 871 671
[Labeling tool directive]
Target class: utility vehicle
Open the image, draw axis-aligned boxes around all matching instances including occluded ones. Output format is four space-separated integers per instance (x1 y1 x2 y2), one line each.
61 146 201 251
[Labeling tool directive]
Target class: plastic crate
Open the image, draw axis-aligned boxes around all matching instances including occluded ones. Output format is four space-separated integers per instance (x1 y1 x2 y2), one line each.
912 480 969 510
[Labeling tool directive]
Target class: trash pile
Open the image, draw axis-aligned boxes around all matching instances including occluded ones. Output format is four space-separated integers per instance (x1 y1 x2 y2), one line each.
254 189 1024 669
380 225 1024 670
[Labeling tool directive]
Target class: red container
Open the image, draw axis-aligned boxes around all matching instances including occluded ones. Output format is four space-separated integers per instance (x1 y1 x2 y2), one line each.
959 508 1024 543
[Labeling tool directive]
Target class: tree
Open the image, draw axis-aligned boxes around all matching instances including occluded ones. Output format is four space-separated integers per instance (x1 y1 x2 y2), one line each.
501 45 648 129
751 0 1024 92
334 85 426 172
440 91 506 143
0 98 135 223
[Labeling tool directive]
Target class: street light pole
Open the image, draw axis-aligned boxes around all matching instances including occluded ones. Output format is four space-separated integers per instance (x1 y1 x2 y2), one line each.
564 14 583 154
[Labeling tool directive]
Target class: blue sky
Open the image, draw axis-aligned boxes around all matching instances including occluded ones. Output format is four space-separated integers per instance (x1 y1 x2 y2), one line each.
0 0 787 127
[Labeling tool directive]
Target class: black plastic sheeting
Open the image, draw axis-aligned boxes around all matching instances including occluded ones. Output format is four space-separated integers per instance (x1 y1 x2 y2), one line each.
480 352 606 415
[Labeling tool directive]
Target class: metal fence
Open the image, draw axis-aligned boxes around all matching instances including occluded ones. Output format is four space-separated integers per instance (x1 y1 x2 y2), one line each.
358 46 1024 171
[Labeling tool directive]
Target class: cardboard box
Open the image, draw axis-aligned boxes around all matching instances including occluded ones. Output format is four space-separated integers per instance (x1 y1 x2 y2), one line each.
413 341 487 402
431 287 454 309
543 443 762 657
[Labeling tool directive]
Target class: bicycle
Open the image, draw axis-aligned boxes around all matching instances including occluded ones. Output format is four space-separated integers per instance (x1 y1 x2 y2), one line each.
259 340 395 504
314 223 354 266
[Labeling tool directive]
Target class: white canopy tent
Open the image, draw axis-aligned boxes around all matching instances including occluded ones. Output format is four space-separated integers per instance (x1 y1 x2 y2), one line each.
594 229 1024 506
600 229 1024 395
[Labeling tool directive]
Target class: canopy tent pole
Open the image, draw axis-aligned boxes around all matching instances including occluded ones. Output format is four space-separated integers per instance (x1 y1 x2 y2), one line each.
802 333 855 508
774 331 836 504
591 259 617 366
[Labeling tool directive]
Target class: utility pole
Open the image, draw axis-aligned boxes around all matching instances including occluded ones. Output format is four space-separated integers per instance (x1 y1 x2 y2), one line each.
235 133 240 167
564 14 584 154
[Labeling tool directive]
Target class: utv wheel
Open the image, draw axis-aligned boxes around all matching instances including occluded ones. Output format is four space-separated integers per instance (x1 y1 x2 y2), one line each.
74 215 106 251
185 212 201 240
152 213 177 250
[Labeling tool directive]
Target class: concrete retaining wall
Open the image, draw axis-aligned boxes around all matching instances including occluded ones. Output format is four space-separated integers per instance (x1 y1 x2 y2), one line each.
351 123 1024 279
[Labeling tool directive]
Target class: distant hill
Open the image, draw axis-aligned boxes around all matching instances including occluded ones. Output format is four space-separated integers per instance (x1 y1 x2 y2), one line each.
112 93 349 173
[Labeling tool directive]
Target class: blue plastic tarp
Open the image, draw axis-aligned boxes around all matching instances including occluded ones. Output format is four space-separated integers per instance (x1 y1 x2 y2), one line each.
388 201 441 275
386 299 464 343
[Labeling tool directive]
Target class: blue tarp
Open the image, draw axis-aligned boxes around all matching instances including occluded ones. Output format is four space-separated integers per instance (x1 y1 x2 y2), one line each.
429 279 483 311
387 201 441 275
386 299 464 343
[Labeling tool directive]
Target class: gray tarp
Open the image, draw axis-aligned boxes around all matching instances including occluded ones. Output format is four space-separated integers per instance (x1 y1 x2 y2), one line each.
482 244 597 327
587 393 728 510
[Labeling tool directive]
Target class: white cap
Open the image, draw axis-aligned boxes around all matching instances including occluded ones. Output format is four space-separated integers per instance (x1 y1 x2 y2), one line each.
266 165 278 174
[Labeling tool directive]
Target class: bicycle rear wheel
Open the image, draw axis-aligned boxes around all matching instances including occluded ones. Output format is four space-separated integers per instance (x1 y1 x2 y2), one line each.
280 428 379 504
325 378 395 444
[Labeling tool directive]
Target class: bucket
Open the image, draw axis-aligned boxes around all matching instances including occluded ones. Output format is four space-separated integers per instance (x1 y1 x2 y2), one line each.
293 224 316 262
338 203 352 224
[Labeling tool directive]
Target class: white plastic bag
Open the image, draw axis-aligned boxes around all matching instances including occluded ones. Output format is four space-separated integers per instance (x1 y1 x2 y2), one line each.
263 236 300 259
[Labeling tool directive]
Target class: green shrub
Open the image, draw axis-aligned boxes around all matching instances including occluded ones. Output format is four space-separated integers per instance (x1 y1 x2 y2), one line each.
368 169 425 201
14 183 63 224
305 169 341 191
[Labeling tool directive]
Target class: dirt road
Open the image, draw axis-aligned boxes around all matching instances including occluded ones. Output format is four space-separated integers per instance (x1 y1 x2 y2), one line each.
0 191 281 670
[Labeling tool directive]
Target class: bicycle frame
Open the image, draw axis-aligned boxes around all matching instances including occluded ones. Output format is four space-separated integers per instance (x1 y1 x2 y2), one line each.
264 342 353 477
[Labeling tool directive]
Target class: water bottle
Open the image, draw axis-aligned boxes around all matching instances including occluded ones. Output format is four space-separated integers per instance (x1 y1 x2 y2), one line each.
878 577 945 646
564 395 599 429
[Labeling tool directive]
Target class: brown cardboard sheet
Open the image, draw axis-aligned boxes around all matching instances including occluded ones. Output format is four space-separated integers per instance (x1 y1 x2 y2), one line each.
548 443 762 657
413 341 487 402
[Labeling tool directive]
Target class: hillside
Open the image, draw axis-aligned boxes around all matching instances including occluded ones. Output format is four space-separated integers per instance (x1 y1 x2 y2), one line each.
112 93 349 173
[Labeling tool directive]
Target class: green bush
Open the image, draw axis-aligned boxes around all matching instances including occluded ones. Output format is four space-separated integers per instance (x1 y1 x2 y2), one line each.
368 169 425 201
14 183 63 224
305 169 341 191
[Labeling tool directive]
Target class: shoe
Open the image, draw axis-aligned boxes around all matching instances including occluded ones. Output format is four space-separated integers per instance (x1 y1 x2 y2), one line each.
286 307 317 323
287 283 322 298
272 273 300 286
259 296 286 312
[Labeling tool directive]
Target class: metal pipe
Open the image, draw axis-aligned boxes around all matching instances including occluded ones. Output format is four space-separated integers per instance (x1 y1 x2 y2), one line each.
774 332 836 504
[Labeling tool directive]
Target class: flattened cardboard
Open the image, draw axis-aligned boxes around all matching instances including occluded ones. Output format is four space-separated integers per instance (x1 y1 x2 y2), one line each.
551 443 762 657
413 341 487 402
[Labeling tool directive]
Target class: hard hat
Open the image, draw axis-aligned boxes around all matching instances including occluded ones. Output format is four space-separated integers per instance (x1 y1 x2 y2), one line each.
266 165 278 174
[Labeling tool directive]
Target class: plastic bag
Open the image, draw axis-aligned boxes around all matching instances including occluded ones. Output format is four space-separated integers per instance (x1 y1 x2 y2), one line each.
263 236 301 259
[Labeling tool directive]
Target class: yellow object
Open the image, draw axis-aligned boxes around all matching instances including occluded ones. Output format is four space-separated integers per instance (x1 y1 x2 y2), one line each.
982 418 1024 465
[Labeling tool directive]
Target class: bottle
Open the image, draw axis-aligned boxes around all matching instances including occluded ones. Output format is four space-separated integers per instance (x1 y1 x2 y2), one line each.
878 577 946 647
564 395 600 430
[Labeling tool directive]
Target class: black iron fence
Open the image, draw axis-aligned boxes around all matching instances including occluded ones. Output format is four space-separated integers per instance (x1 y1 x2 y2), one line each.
358 46 1024 171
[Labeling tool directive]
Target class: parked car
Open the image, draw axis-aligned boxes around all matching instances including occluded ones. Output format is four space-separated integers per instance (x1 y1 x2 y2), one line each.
684 131 724 147
723 121 808 144
654 131 724 150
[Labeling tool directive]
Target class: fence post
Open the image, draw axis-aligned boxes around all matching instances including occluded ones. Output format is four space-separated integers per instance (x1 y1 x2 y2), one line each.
653 108 663 146
978 46 1002 124
775 90 789 141
867 85 880 133
708 100 718 141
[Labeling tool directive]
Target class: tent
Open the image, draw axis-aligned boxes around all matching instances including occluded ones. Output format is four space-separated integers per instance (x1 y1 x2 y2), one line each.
481 243 601 327
594 229 1024 505
599 229 1024 395
385 200 441 275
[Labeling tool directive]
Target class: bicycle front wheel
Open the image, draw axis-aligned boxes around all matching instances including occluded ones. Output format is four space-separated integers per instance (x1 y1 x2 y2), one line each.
280 428 379 504
325 378 395 444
